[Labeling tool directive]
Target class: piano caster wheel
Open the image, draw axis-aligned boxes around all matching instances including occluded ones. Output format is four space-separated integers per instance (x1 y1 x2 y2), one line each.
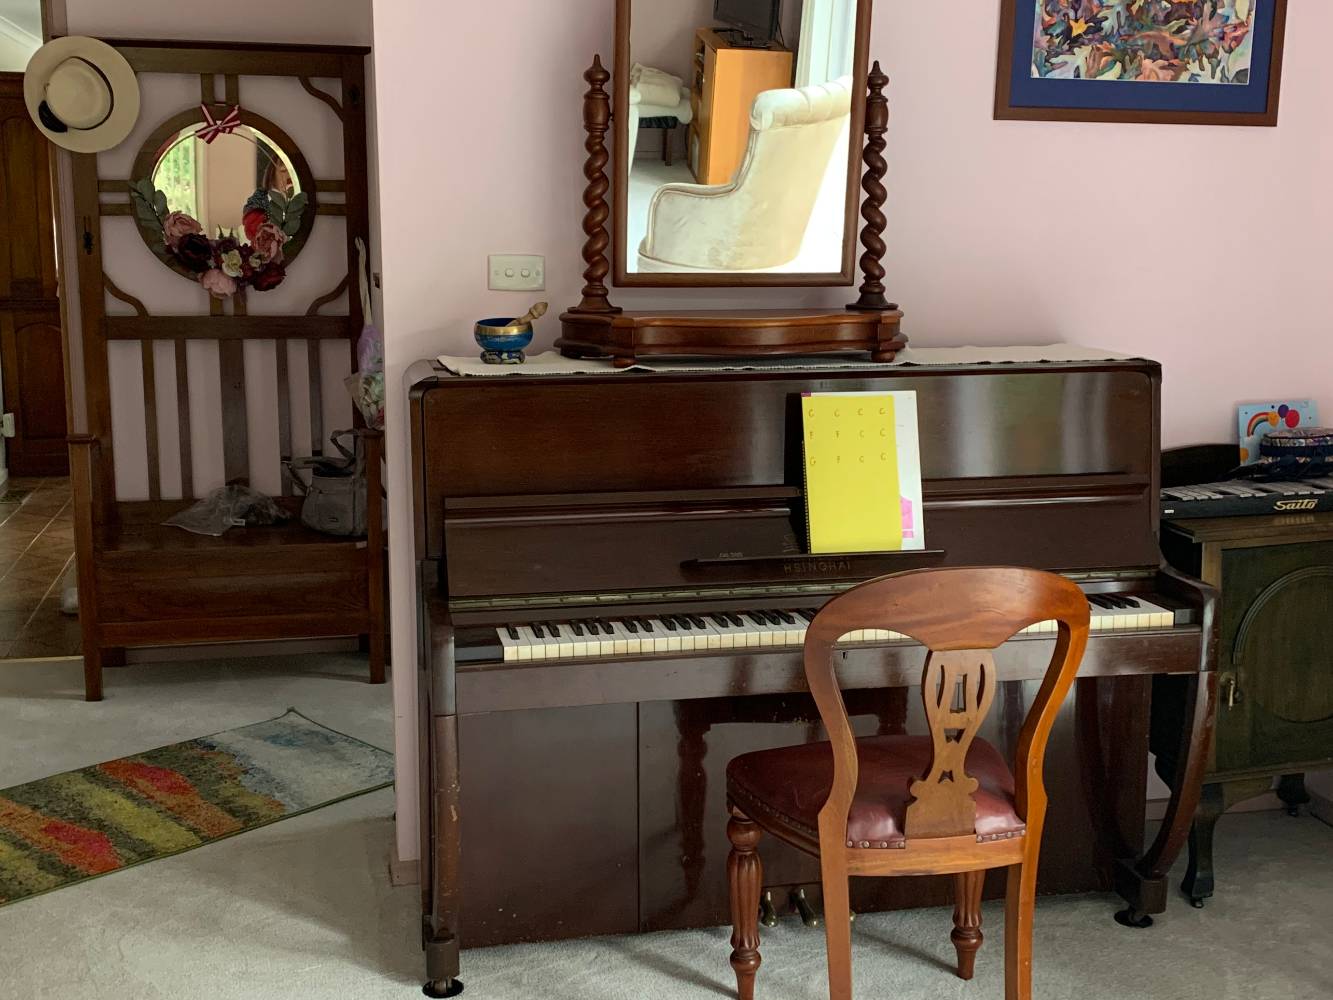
423 979 464 998
1114 908 1154 929
759 889 780 928
791 887 822 928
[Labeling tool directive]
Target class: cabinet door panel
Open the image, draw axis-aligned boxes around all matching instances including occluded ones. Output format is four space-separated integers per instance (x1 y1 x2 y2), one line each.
1222 541 1333 770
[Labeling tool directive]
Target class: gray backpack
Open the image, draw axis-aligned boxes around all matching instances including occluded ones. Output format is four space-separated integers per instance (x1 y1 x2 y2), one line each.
285 430 366 537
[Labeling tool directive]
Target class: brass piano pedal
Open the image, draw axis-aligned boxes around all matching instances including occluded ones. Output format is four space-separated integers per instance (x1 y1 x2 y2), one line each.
759 889 780 928
791 887 822 928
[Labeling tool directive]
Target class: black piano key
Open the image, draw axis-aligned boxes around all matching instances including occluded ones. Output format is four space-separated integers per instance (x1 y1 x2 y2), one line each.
530 623 546 639
571 622 585 636
776 611 796 624
710 615 730 627
662 617 678 631
688 615 707 629
726 614 744 627
640 618 655 632
597 621 614 635
625 620 639 633
798 609 817 622
505 626 520 640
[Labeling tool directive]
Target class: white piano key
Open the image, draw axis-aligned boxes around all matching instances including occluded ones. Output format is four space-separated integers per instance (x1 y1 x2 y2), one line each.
497 627 522 662
514 626 546 658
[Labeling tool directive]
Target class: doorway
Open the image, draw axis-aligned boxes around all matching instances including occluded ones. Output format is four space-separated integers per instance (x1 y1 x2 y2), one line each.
0 71 67 482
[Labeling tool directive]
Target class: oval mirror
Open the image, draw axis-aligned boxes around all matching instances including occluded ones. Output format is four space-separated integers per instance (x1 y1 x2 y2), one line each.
130 108 318 296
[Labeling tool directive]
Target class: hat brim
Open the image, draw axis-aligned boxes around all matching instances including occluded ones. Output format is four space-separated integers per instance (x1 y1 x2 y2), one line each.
24 36 141 154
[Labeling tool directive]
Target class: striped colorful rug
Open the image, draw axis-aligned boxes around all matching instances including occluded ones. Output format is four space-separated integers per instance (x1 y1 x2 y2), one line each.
0 709 394 906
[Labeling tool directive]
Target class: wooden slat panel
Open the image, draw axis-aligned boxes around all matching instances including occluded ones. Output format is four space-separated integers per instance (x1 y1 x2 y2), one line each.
100 611 372 647
201 73 215 102
276 339 293 494
315 179 347 192
224 74 240 106
99 204 133 216
104 315 354 340
220 339 248 483
175 339 193 498
141 340 160 500
315 204 347 216
308 340 323 456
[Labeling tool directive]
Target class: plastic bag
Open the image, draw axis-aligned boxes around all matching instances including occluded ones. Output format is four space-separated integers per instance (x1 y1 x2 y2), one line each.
164 485 290 537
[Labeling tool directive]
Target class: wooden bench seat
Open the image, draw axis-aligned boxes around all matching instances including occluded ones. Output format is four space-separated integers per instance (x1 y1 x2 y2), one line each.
72 429 385 701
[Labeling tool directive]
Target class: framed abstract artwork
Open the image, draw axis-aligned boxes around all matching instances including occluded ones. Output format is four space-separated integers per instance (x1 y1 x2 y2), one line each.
996 1 1288 125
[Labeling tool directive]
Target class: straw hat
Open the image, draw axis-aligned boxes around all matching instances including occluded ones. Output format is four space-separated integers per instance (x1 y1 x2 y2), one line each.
24 36 140 153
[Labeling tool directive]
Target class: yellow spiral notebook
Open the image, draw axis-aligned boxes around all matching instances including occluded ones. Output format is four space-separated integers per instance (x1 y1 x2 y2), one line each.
801 391 924 554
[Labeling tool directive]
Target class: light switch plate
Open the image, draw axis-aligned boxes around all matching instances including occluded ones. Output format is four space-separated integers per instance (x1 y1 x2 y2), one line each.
488 254 545 291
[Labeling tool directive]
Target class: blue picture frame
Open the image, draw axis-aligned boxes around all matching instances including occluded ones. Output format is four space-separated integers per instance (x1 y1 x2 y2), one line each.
995 1 1288 125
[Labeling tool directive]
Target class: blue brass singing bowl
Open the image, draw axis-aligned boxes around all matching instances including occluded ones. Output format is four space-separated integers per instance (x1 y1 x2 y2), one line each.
474 317 534 365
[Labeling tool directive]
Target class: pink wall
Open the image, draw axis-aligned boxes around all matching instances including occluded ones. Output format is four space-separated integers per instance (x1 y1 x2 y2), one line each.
375 0 1332 861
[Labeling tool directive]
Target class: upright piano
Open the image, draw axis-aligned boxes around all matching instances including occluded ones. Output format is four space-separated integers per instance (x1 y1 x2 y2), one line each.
409 353 1218 993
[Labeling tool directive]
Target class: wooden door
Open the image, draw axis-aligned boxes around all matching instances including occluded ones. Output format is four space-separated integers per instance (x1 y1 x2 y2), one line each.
0 73 66 477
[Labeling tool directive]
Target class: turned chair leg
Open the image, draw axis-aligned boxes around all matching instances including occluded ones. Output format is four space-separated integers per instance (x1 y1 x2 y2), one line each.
727 805 763 1000
1004 861 1037 1000
820 854 854 1000
952 869 985 980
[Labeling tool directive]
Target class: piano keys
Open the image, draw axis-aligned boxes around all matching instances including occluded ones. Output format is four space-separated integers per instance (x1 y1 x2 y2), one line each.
483 595 1184 662
409 353 1218 990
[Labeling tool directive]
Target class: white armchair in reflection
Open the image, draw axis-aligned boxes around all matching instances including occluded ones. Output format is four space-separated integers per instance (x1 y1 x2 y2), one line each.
637 76 852 273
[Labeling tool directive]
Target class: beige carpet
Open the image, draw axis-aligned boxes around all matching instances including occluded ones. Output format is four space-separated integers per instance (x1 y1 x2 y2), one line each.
1 655 1331 999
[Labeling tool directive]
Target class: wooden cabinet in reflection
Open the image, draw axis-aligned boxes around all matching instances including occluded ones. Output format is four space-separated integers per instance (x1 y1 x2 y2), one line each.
689 29 792 185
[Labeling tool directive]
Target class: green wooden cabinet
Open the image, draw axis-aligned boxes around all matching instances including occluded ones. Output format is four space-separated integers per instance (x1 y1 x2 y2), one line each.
1157 513 1333 905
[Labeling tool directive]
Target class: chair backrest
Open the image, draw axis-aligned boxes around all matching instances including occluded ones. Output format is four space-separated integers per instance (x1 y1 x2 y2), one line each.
803 567 1090 844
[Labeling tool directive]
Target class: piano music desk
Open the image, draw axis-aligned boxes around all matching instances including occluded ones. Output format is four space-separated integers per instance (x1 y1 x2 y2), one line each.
409 355 1218 991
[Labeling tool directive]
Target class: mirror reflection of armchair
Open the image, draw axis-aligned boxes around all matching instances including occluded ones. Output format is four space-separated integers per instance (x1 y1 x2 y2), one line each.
637 76 851 273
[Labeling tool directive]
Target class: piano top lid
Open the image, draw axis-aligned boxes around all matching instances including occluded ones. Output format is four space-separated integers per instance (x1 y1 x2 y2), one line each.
410 345 1158 388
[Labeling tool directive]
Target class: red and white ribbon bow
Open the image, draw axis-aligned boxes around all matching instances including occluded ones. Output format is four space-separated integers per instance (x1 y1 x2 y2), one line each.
197 104 242 144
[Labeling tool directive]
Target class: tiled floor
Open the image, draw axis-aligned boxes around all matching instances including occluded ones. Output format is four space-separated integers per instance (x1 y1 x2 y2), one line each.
0 475 80 659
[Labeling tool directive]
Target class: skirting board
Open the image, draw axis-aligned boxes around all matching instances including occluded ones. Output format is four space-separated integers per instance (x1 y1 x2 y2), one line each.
1312 791 1333 829
389 845 420 886
1146 791 1283 822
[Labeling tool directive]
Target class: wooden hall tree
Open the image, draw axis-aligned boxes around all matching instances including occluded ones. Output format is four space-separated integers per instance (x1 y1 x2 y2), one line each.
67 40 383 700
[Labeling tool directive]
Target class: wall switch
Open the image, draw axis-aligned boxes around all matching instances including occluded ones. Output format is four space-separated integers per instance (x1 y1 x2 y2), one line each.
1 413 13 438
488 254 545 291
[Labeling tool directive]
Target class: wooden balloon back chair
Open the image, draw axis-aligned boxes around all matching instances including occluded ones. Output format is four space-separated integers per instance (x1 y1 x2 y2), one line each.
724 567 1090 1000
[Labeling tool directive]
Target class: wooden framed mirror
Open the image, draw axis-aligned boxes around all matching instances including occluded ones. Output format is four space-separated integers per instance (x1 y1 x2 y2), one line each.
613 0 874 287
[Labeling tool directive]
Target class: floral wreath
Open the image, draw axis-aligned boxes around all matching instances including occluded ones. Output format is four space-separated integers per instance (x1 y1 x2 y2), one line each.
130 179 307 298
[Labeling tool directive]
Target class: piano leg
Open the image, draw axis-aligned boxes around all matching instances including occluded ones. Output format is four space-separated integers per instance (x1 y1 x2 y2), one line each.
424 715 464 996
1112 672 1218 928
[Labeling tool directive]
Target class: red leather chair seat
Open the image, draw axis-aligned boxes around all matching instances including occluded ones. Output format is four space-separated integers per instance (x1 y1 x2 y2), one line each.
726 735 1025 849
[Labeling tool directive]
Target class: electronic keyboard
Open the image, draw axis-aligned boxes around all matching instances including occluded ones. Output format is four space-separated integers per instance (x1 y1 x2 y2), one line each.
1160 477 1333 520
